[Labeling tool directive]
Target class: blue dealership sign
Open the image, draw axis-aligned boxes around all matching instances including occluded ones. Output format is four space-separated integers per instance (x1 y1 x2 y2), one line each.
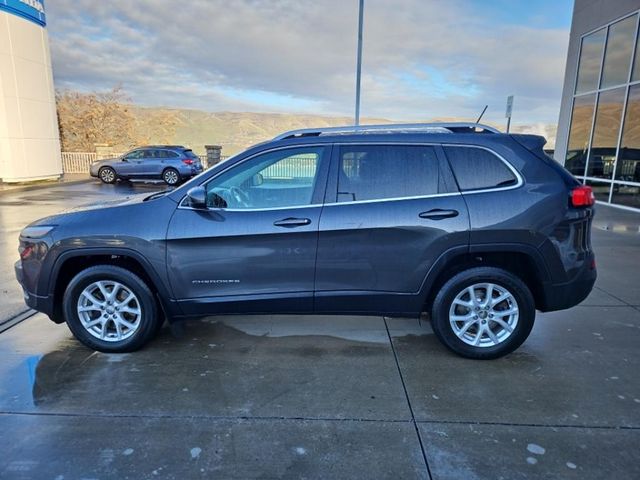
0 0 46 27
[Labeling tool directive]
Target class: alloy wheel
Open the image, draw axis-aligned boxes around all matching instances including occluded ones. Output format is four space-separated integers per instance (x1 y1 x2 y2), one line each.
164 170 179 185
76 280 142 342
448 282 519 347
100 168 115 183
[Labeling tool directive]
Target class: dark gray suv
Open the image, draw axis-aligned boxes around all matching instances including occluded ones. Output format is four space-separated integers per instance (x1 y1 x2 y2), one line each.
15 123 596 359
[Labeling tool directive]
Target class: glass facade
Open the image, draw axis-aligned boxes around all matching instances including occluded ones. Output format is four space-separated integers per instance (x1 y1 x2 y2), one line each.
566 11 640 210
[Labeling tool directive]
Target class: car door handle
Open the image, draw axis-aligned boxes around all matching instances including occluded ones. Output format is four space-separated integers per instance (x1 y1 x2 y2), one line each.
419 209 459 220
273 217 312 227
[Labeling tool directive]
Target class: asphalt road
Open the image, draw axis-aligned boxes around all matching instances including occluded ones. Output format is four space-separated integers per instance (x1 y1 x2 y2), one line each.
0 180 639 479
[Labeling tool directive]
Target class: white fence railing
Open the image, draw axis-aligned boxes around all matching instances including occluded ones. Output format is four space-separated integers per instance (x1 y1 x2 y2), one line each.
61 151 211 174
61 152 97 173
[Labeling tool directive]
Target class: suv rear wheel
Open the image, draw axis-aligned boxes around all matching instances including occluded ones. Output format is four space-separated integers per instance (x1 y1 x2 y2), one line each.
62 265 160 353
162 168 180 185
431 267 535 359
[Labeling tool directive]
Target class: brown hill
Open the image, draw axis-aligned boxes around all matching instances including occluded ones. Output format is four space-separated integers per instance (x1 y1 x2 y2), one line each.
129 107 557 156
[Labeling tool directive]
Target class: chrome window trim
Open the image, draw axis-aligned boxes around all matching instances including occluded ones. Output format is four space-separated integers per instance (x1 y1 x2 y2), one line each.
178 142 524 212
323 143 523 206
178 203 324 212
323 191 462 207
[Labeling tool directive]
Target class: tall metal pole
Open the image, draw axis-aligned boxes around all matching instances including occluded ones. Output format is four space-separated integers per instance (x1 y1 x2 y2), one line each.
354 0 364 126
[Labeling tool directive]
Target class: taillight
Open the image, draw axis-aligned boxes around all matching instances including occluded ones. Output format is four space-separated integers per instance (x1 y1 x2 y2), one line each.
182 158 194 165
570 185 595 207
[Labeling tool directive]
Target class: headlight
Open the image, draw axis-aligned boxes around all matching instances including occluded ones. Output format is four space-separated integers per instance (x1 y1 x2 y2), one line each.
21 225 56 239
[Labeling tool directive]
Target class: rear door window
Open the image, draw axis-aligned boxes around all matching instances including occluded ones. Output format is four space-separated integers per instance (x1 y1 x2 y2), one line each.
444 146 518 191
336 145 446 203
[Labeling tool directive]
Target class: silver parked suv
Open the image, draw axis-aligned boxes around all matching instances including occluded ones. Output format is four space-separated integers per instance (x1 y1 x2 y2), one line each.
90 145 204 185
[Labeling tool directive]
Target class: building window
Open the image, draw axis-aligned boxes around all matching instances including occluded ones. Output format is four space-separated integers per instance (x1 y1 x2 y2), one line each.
633 25 640 81
565 93 596 176
565 11 640 210
575 29 606 94
585 179 612 202
600 16 636 88
615 84 640 182
587 87 625 179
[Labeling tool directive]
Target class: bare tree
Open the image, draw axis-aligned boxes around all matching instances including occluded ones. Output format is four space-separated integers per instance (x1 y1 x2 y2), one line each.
56 86 180 152
56 86 138 151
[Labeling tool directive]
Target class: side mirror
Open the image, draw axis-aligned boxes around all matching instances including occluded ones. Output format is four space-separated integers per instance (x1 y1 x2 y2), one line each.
121 157 129 162
186 186 207 209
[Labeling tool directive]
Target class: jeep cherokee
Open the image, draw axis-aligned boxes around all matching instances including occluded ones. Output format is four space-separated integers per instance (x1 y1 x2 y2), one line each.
15 123 596 359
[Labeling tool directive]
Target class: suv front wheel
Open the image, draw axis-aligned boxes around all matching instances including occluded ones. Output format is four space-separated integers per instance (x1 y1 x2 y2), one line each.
98 167 117 184
63 265 161 353
431 267 535 360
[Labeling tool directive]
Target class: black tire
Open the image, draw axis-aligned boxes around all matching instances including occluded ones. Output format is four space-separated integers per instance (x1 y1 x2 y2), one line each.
431 267 535 360
63 265 160 353
98 167 117 184
162 168 180 185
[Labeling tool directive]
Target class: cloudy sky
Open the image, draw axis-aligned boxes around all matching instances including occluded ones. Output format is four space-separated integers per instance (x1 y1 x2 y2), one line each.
46 0 573 125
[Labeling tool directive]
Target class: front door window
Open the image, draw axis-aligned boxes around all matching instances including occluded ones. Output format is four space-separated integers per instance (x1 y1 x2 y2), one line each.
205 147 324 209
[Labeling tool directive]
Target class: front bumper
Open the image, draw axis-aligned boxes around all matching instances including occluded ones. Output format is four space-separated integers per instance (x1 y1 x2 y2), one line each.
15 260 54 316
538 253 597 312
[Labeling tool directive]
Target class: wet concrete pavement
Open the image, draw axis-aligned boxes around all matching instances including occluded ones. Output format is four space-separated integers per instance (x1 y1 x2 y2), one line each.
0 180 165 322
0 181 639 479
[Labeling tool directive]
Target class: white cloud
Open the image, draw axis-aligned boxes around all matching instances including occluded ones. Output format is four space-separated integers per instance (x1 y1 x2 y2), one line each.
46 0 571 124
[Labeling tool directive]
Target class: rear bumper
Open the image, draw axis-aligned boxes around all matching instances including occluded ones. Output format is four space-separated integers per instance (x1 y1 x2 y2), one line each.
538 254 597 312
178 165 203 177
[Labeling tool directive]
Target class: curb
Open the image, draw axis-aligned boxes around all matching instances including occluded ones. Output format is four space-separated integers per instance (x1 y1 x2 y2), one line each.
0 177 94 195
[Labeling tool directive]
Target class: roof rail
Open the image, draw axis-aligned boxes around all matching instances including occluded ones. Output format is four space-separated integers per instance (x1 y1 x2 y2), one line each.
145 144 185 149
273 122 500 140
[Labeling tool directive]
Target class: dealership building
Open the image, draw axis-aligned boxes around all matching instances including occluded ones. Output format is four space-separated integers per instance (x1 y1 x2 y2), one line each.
555 0 640 211
0 0 61 183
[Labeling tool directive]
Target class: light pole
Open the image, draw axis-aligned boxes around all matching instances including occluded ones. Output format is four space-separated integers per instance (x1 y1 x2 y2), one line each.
354 0 364 126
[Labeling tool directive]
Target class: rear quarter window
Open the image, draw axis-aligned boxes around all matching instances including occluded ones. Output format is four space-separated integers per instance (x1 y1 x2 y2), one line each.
444 146 519 191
